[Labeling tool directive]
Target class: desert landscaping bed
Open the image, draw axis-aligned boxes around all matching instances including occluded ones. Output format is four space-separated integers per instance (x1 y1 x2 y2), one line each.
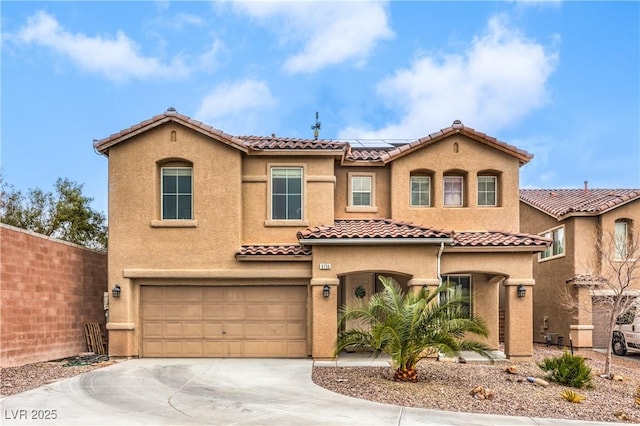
313 345 640 424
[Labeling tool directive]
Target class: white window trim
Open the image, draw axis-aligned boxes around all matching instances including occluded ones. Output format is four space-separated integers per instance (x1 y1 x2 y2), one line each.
265 163 308 227
539 225 565 262
443 176 464 207
346 172 378 213
410 175 431 208
477 175 498 207
160 166 193 221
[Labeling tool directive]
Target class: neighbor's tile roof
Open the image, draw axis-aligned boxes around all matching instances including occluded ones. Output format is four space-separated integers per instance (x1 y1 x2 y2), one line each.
520 189 640 219
451 231 551 248
297 219 452 241
236 245 312 256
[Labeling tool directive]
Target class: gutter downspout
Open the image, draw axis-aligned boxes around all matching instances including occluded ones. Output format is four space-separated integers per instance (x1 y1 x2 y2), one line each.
437 242 445 285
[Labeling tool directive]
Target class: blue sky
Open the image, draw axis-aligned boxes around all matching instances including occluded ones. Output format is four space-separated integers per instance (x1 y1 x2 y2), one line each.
2 1 639 215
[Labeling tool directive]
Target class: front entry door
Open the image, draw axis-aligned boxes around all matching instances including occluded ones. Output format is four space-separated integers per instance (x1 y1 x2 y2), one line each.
343 273 376 330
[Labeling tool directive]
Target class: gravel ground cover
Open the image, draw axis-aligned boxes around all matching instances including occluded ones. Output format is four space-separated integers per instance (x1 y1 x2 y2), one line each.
313 345 640 424
1 358 115 397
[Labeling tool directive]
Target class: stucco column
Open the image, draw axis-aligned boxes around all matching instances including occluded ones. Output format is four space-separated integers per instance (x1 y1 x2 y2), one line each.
310 278 339 359
503 279 534 361
106 277 136 357
569 283 596 348
474 276 501 350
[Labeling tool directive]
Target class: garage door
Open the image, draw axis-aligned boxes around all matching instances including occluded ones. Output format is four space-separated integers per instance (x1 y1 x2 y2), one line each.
141 286 307 358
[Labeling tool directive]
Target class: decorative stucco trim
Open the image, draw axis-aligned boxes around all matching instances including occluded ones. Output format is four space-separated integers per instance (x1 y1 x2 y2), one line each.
310 278 340 286
503 279 535 286
123 268 311 279
408 278 440 287
106 322 135 330
570 325 595 330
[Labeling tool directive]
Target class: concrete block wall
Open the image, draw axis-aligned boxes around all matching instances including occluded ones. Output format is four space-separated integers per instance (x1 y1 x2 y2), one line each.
0 224 107 367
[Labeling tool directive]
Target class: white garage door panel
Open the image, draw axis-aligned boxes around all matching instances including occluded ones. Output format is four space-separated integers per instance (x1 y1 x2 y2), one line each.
141 286 308 358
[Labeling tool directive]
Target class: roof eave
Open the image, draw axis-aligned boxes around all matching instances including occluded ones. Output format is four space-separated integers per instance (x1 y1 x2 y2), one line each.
445 246 548 253
299 237 454 245
235 254 312 262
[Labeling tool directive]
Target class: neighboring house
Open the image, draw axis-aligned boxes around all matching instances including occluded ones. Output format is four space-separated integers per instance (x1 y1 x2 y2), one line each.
520 187 640 348
94 108 549 361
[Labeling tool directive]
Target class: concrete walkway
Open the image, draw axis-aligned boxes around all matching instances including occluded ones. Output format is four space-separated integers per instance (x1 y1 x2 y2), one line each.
0 357 622 426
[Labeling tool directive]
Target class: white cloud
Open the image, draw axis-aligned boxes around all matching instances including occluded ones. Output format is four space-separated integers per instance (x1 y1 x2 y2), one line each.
195 79 278 133
339 15 558 139
230 1 394 73
11 11 189 82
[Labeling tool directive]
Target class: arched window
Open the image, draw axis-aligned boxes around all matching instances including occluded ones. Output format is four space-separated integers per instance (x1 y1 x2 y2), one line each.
410 170 434 207
614 219 633 260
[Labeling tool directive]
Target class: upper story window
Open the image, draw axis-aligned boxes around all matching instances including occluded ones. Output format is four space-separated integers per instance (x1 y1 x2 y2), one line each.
351 176 372 206
540 226 564 260
161 167 192 220
443 176 463 207
614 219 632 260
477 176 497 206
410 175 431 207
271 167 302 220
346 172 377 213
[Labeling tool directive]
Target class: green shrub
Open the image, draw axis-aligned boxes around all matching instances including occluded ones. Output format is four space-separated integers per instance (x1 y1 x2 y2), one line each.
537 351 594 389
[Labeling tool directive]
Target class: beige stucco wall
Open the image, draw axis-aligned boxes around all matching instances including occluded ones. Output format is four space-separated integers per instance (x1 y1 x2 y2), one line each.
389 134 521 231
334 166 391 218
241 156 336 244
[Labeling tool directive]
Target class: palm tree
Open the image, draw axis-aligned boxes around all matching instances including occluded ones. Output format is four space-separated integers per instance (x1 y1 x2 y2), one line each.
336 276 493 382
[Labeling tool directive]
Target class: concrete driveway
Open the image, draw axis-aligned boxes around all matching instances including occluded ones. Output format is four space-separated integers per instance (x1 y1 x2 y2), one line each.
0 358 620 426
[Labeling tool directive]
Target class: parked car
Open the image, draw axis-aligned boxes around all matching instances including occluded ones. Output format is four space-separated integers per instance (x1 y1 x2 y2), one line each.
612 302 640 356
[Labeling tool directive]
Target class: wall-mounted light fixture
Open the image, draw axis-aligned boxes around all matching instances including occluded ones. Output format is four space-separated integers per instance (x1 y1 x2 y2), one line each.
517 284 526 298
112 284 121 298
322 284 330 298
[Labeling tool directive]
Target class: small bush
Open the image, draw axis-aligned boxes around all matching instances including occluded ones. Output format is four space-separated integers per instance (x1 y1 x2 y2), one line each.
561 390 586 403
537 351 594 389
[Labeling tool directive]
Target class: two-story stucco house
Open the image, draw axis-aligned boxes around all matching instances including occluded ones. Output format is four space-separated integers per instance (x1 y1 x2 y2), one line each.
94 108 549 361
520 187 640 349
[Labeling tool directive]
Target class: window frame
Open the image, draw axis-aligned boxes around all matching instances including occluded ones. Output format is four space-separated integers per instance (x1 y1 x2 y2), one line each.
269 166 304 222
410 175 431 207
160 166 193 220
443 175 464 207
615 220 629 260
539 226 565 261
346 172 377 213
477 175 498 207
440 274 472 318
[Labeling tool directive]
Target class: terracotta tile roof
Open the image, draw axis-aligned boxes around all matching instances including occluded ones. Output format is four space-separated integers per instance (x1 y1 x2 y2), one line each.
379 121 533 165
239 135 345 151
297 219 453 242
344 147 395 162
236 245 311 256
451 231 551 248
566 274 607 285
520 189 640 219
94 108 248 154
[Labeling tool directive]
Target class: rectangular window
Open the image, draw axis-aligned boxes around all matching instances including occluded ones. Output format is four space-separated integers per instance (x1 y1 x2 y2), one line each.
540 226 565 260
271 167 302 220
351 176 372 207
440 275 471 318
477 176 497 206
615 221 629 259
162 168 192 220
411 176 431 207
443 176 463 206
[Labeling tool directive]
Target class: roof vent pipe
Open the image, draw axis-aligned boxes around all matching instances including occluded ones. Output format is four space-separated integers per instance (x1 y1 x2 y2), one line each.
584 181 588 192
